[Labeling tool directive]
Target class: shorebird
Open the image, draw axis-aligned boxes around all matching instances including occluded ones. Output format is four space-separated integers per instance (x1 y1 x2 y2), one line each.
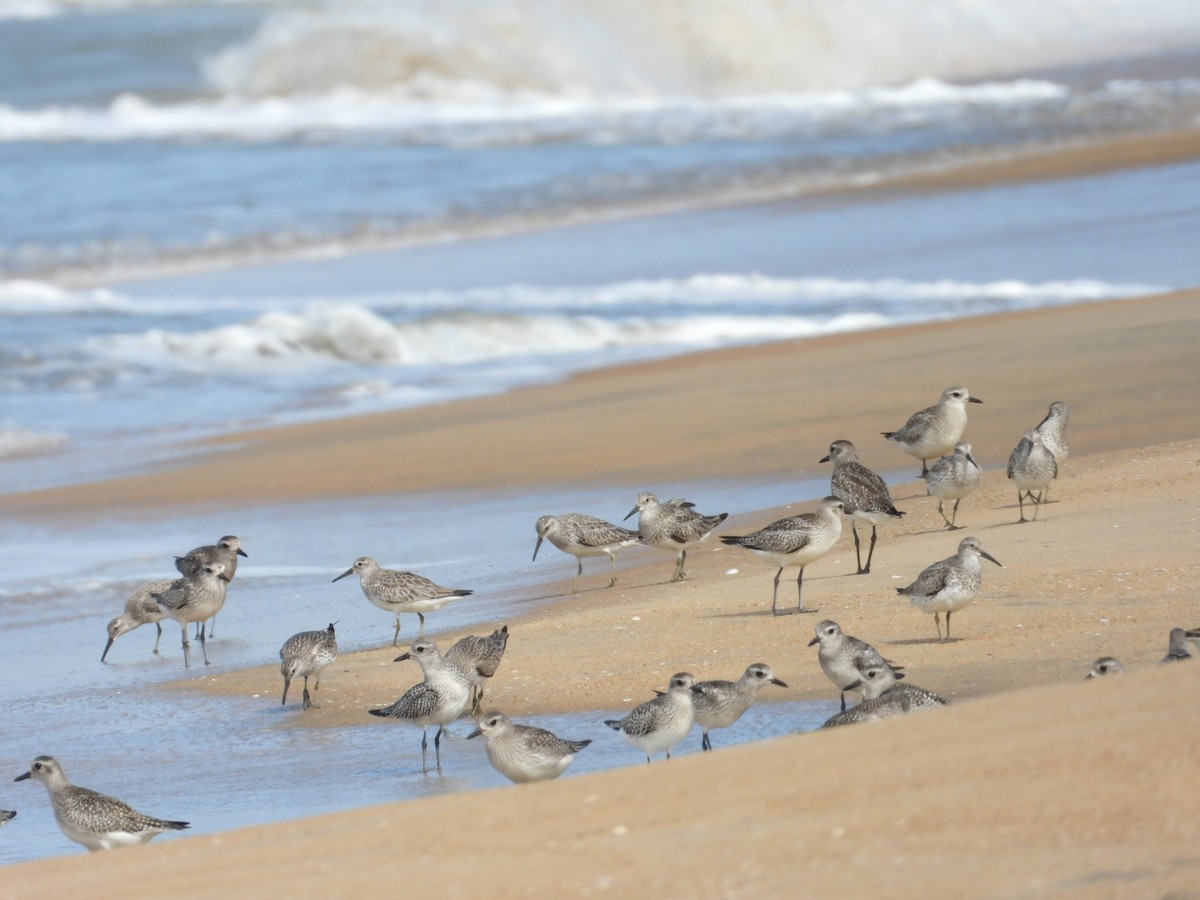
467 711 591 783
14 756 188 851
101 578 173 662
1161 628 1193 663
820 662 946 727
0 810 14 827
897 537 1002 642
370 639 472 773
444 625 509 715
883 386 982 475
1085 657 1124 678
279 623 338 709
691 663 788 751
533 513 639 592
624 492 728 583
719 497 844 615
1032 401 1071 502
605 672 698 763
1007 429 1057 522
808 619 902 712
333 556 472 645
922 441 982 529
819 439 904 574
175 535 247 638
153 562 228 668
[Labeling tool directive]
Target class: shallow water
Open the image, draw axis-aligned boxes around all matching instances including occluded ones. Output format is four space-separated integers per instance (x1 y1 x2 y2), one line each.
0 475 846 865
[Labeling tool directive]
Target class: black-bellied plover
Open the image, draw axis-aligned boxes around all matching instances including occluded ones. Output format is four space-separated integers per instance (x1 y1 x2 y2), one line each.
333 556 472 646
467 711 591 783
175 535 247 638
370 639 472 773
719 497 844 615
101 578 173 662
1161 628 1193 662
624 492 728 583
445 625 509 715
605 672 698 763
691 663 787 751
0 809 14 827
883 386 982 475
820 662 945 727
153 562 228 668
819 440 905 574
922 441 982 530
1032 401 1070 502
14 756 188 851
1007 429 1057 523
897 536 1001 642
808 619 902 712
1085 657 1124 678
533 513 640 593
280 623 338 709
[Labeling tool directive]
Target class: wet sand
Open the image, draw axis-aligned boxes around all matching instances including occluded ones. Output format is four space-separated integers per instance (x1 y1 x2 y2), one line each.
3 141 1200 896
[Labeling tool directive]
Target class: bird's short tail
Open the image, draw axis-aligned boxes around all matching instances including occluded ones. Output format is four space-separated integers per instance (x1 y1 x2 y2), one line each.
164 820 190 831
568 739 593 752
719 535 750 548
369 707 394 718
603 719 622 731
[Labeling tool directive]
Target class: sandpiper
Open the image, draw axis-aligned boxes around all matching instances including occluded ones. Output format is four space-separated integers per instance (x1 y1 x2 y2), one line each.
922 441 982 529
101 578 173 662
605 672 698 763
625 492 727 583
1162 628 1193 662
444 625 509 714
14 756 188 851
175 535 247 638
1032 401 1071 502
808 619 902 712
897 537 1002 642
153 562 228 668
883 386 982 475
1007 429 1057 522
370 639 472 773
719 497 844 615
333 556 472 645
819 439 905 574
1085 657 1124 678
820 662 945 727
280 623 338 709
467 711 591 783
691 663 787 751
533 513 640 592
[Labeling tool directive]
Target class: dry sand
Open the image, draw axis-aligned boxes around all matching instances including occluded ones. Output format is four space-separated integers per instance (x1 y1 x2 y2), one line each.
2 156 1199 897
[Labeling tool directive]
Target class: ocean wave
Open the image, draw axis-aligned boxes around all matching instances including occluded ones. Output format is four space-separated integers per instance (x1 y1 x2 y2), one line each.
0 423 69 459
0 279 129 313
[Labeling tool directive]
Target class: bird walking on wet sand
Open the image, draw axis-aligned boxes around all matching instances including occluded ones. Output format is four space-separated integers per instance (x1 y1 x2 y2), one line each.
605 672 698 763
1031 400 1071 502
922 441 982 530
808 619 902 712
445 625 509 715
468 711 591 783
1161 628 1193 662
280 623 338 709
1086 657 1124 678
820 662 945 727
691 663 788 751
175 535 248 639
533 513 639 593
14 756 188 852
1007 429 1057 523
333 556 472 646
897 536 1002 642
153 562 228 668
102 578 173 662
719 497 845 615
370 639 473 774
820 439 904 574
625 492 728 583
883 386 982 475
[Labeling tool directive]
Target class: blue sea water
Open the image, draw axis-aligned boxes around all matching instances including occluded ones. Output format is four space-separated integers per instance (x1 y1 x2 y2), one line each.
1 0 1199 866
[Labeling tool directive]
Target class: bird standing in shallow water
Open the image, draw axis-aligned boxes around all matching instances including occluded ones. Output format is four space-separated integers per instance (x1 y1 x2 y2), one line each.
820 439 904 574
279 623 338 709
532 513 639 593
153 562 227 668
101 578 173 662
468 712 591 783
605 672 698 763
690 663 788 751
175 534 248 639
14 756 188 852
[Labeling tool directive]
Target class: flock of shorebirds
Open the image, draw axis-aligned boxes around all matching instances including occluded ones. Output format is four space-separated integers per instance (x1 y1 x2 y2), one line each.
7 386 1195 854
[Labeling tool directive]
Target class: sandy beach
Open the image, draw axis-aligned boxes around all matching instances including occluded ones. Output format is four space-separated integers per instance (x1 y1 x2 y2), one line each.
3 144 1200 895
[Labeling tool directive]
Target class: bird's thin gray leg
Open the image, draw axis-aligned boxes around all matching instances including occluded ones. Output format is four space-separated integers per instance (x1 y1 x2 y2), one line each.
945 610 953 642
840 690 847 713
934 612 943 642
950 498 962 529
852 524 863 574
1017 490 1028 524
434 726 444 773
864 526 878 574
392 616 401 648
420 729 429 774
153 622 162 655
937 500 953 529
607 552 618 588
1031 490 1043 522
701 731 711 752
302 676 312 709
198 621 210 665
771 568 783 615
417 613 426 638
573 558 583 594
208 614 216 639
180 623 191 669
673 550 688 583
